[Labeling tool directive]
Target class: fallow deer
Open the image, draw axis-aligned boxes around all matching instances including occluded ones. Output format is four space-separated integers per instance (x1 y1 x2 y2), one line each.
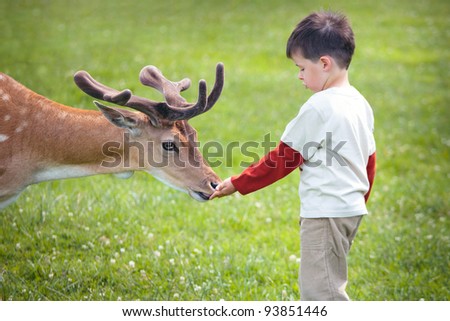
0 63 224 209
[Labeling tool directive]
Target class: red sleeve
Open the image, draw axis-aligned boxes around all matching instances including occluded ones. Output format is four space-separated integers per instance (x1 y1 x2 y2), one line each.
231 141 303 195
365 152 376 203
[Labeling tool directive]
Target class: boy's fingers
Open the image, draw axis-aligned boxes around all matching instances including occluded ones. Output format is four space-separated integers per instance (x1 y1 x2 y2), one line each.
209 190 221 200
209 182 225 200
210 178 234 200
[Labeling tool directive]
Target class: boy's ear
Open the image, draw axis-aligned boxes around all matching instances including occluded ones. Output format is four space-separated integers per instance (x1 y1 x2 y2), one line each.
320 56 333 71
94 101 142 135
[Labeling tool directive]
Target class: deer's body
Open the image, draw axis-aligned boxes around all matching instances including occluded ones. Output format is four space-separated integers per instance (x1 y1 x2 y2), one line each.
0 64 224 209
0 74 121 206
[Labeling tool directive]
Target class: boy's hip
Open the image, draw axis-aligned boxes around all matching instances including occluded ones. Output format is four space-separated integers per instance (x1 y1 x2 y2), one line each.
299 216 363 255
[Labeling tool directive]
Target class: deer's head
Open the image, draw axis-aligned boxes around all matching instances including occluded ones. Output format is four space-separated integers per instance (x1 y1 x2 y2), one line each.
74 63 224 202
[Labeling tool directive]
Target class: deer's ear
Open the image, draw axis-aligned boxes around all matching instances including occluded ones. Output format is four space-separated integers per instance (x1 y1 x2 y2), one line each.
94 101 141 135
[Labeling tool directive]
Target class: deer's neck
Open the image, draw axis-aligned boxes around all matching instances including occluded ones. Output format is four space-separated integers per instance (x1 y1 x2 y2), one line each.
21 94 136 183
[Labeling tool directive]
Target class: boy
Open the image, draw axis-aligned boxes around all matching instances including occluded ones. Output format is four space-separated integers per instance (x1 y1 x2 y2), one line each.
210 11 376 301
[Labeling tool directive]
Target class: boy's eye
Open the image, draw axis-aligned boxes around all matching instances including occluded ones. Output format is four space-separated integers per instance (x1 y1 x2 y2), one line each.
162 141 178 152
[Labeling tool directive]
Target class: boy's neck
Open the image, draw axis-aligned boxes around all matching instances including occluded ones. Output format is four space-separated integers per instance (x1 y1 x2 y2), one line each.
322 69 350 90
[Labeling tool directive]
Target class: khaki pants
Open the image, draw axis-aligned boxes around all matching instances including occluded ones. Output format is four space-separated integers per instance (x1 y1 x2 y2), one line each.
299 216 363 301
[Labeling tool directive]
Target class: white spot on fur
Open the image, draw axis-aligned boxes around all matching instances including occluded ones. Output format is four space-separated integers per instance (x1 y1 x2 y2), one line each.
0 75 4 81
0 134 9 142
3 115 11 121
15 121 28 133
1 94 10 102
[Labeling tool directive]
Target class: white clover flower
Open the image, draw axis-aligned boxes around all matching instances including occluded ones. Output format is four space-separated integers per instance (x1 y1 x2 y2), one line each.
129 261 135 268
154 250 161 257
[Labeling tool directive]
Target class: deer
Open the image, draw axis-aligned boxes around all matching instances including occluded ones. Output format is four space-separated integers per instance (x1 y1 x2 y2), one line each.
0 63 224 210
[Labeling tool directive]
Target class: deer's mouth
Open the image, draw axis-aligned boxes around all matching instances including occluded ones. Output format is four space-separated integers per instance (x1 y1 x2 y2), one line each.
191 191 211 202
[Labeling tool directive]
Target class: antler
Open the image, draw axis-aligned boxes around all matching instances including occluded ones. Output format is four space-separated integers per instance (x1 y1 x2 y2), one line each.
74 63 224 122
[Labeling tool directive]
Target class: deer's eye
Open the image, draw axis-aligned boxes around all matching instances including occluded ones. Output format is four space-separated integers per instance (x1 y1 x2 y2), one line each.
162 141 178 152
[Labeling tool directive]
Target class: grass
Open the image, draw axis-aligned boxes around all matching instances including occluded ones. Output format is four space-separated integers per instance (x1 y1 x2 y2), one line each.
0 0 449 301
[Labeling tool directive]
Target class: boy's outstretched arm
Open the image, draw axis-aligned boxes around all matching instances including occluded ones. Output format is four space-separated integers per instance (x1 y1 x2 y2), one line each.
210 178 237 199
210 141 303 200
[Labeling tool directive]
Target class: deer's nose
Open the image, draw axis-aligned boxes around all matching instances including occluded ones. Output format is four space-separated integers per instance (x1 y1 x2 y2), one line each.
210 182 219 190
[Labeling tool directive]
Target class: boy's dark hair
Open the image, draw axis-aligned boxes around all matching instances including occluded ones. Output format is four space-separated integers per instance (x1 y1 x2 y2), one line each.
286 11 355 69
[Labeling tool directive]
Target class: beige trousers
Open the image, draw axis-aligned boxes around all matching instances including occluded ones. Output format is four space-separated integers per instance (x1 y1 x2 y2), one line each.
299 216 363 301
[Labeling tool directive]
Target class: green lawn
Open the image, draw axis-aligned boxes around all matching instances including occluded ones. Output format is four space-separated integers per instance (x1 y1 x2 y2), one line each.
0 0 449 300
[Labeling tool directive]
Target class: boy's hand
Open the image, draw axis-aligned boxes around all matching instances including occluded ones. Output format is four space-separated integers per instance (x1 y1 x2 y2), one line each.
209 177 237 200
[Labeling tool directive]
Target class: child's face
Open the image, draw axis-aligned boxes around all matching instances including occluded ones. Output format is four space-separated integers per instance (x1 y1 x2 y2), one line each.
290 52 330 93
